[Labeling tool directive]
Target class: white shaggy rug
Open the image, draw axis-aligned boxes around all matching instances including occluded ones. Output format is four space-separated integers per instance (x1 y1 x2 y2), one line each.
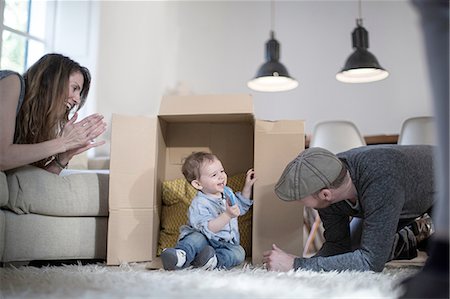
0 262 419 299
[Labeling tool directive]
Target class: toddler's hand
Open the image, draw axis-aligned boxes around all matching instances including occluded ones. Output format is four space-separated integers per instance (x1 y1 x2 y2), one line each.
225 202 240 218
245 168 256 186
242 168 256 199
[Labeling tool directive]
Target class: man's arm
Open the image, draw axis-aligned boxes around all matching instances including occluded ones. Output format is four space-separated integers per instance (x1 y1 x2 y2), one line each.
315 207 352 257
296 188 403 272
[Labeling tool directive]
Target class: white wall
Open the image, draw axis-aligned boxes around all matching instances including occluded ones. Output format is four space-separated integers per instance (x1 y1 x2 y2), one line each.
53 0 100 119
89 0 432 157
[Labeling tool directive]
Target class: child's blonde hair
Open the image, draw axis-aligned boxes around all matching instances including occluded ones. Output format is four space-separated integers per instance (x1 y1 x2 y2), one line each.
182 152 217 183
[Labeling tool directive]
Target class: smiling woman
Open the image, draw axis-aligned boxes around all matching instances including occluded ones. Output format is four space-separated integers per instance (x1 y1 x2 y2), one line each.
0 53 107 174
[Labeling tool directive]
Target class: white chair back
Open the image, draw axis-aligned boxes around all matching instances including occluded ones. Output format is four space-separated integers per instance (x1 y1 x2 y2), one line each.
310 120 366 154
398 116 436 145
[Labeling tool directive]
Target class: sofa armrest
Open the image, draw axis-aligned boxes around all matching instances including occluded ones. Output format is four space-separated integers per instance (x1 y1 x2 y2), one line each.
88 157 110 170
0 171 8 207
6 165 109 216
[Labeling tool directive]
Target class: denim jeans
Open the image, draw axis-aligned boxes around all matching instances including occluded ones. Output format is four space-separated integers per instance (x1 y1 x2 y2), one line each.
175 231 209 268
208 238 245 269
176 231 245 269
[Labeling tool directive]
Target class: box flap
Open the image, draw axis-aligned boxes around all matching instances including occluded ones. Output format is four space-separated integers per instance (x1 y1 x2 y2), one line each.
159 94 254 119
109 114 157 209
107 114 163 264
255 119 305 134
252 119 305 265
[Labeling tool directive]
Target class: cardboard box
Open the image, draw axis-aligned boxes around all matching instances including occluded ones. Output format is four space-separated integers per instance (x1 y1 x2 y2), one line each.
107 94 304 266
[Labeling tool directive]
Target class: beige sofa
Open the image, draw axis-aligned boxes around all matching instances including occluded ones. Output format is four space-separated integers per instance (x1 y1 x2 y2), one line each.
0 164 109 265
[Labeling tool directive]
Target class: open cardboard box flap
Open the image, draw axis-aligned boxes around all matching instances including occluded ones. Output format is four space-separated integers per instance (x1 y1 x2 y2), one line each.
107 94 304 266
159 94 254 118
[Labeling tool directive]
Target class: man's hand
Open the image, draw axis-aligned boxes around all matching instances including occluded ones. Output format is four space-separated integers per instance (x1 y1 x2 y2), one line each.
262 244 297 272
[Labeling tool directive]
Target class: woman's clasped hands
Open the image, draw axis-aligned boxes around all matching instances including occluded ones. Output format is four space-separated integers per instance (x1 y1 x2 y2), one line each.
59 112 107 158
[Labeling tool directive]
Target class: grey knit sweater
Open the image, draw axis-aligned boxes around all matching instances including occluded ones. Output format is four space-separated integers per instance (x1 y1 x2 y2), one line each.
294 144 435 272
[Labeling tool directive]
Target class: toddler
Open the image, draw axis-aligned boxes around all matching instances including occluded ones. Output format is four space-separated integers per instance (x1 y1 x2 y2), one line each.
161 152 256 270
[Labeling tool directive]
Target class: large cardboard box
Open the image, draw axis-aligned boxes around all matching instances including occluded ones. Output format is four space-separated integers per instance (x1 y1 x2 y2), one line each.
107 94 304 265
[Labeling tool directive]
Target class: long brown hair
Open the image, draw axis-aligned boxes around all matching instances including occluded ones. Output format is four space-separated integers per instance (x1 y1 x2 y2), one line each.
14 53 91 168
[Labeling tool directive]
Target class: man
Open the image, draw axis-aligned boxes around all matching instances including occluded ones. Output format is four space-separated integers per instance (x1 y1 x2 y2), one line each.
263 145 435 272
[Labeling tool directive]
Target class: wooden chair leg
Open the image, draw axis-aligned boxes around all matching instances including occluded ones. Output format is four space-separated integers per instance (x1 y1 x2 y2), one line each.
303 213 322 257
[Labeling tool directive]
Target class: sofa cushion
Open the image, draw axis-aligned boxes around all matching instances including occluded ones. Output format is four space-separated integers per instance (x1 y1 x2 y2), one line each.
0 210 5 259
6 165 109 216
2 210 107 262
0 171 8 207
157 173 252 257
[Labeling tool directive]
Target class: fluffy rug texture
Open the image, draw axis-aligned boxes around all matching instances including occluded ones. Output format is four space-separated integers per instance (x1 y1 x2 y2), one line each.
1 262 419 299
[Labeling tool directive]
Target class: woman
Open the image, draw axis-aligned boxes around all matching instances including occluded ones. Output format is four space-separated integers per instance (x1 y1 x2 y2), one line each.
0 53 107 173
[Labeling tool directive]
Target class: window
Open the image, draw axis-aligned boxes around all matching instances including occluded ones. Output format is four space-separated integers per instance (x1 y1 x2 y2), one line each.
0 0 55 73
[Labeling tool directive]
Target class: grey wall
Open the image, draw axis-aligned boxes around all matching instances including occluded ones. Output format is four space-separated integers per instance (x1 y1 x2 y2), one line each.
92 0 432 157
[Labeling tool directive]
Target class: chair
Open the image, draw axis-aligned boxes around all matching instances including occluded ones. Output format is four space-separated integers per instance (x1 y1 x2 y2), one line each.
303 120 366 257
398 116 436 145
309 120 366 154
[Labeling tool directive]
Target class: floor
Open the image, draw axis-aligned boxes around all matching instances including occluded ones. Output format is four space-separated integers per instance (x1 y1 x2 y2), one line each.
386 250 428 268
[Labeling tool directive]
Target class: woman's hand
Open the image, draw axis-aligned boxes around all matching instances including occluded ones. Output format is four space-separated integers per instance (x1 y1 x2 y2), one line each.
57 113 107 165
60 113 107 153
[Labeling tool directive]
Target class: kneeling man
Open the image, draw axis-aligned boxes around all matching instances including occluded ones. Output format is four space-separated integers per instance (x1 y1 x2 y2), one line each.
263 145 435 272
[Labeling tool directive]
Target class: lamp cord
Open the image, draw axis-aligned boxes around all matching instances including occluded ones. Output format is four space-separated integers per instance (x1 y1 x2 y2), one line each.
358 0 362 20
357 0 363 26
271 0 275 32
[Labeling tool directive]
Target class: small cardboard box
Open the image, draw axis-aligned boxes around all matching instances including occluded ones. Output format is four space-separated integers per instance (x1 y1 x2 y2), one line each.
107 94 304 265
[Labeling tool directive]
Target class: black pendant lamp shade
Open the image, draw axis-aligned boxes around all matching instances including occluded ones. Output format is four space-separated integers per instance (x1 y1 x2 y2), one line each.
248 31 298 92
336 19 389 83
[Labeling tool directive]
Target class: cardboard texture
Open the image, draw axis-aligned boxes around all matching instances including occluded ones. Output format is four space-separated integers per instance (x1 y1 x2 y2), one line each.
252 120 305 265
107 94 304 266
107 115 160 265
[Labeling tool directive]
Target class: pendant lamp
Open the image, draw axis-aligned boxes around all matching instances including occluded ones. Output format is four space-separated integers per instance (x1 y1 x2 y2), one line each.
336 1 389 83
248 1 298 92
